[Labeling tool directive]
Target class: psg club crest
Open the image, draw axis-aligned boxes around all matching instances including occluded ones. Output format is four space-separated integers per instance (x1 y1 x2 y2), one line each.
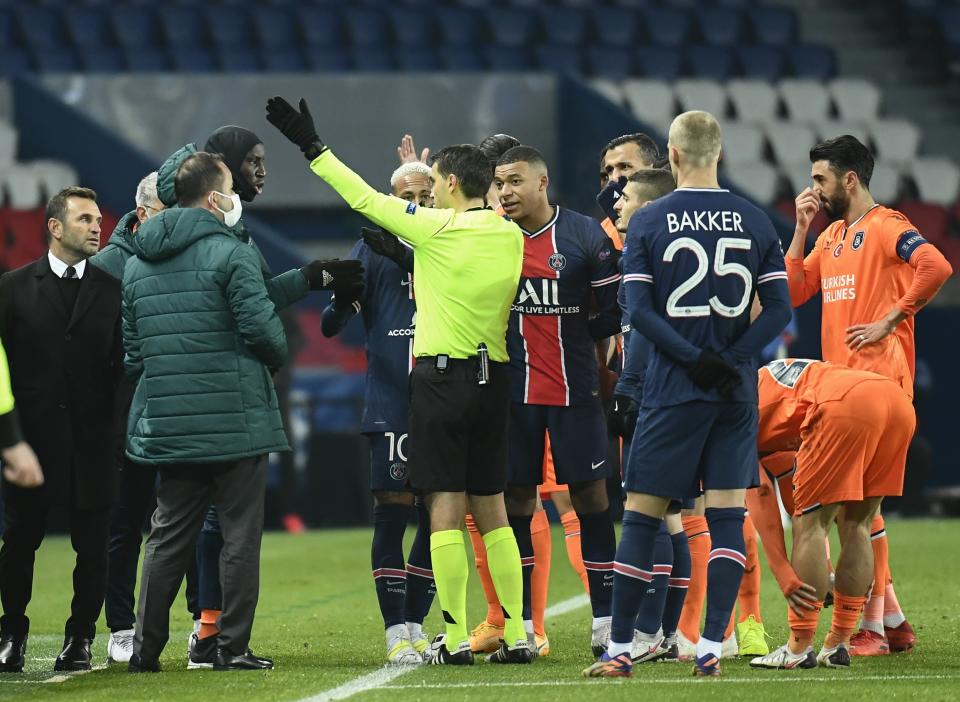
852 231 865 250
833 243 843 258
548 253 567 271
389 462 408 481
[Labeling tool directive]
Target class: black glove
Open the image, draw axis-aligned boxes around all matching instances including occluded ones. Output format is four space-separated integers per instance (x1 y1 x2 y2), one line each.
300 258 363 291
332 279 365 310
361 227 407 266
686 350 742 398
596 175 627 225
266 96 326 160
607 393 639 439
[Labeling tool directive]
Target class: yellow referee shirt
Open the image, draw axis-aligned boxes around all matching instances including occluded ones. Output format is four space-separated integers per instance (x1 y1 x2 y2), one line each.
310 151 522 362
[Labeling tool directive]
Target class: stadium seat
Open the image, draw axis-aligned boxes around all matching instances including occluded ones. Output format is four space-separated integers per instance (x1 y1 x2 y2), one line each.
304 48 350 72
778 79 833 124
674 79 727 116
437 46 484 71
0 9 15 49
0 49 31 75
736 45 786 81
589 7 640 48
64 7 113 47
726 79 780 123
0 123 17 169
342 7 390 47
207 9 254 47
351 47 396 71
869 161 903 204
909 157 960 206
30 160 78 199
482 46 533 71
78 47 125 72
485 8 537 48
253 8 299 49
786 45 836 80
387 8 436 47
765 122 818 165
817 120 870 146
0 165 43 210
869 119 921 164
622 79 675 133
535 45 583 75
33 48 80 72
589 78 626 108
394 48 439 71
436 7 481 46
780 161 815 196
896 200 949 243
171 48 218 73
126 48 172 72
0 207 47 271
749 6 797 45
159 7 209 48
724 161 780 205
829 78 882 122
636 47 683 80
110 7 160 49
686 45 736 81
261 48 307 72
540 7 587 46
644 8 692 47
298 9 343 47
698 8 745 46
219 48 263 72
720 122 766 165
586 46 635 80
15 7 65 49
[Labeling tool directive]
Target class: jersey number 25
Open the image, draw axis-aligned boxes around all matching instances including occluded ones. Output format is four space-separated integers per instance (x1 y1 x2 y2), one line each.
664 237 752 318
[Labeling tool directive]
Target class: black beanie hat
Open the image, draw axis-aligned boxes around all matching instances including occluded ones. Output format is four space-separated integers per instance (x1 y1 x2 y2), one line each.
204 126 263 203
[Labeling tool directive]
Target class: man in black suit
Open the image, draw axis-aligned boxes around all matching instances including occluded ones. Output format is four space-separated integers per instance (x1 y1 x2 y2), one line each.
0 187 123 672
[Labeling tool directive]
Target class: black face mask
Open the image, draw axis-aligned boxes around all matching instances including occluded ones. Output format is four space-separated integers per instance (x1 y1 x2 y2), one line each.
204 126 262 203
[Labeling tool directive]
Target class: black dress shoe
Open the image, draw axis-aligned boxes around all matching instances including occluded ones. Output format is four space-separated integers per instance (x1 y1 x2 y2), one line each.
0 633 27 673
214 647 274 670
54 636 92 672
127 654 161 673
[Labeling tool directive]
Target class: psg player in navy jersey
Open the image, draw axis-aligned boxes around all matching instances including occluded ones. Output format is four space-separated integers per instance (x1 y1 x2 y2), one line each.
585 112 791 679
493 146 622 654
320 160 436 665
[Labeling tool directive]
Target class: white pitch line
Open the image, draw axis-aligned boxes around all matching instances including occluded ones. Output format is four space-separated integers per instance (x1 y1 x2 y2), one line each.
297 591 591 702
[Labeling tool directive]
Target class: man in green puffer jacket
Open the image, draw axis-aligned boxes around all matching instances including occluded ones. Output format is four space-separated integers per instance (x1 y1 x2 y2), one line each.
124 152 288 673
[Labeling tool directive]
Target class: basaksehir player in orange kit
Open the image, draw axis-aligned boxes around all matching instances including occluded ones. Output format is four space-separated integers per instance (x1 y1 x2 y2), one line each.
785 135 952 655
748 359 916 670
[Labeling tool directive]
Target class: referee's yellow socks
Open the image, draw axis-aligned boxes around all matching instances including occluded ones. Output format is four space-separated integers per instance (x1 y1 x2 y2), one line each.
430 529 470 649
483 527 527 646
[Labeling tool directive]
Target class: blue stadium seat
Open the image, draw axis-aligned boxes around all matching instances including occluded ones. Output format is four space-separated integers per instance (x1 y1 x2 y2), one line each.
171 48 218 72
484 8 537 48
208 9 254 47
0 10 15 49
737 45 785 81
686 45 735 80
535 44 583 74
219 48 262 72
937 7 960 45
78 47 125 72
586 45 635 80
786 44 836 80
589 7 640 47
612 0 657 7
298 8 342 47
714 0 753 7
252 8 298 49
33 47 79 72
396 48 441 71
350 46 397 71
159 8 209 49
636 46 683 79
387 8 436 47
15 7 65 49
643 8 691 46
749 6 797 45
437 46 484 70
342 7 390 47
436 7 481 46
698 8 744 46
305 47 350 71
261 48 307 72
482 46 533 71
126 47 173 72
64 7 113 47
0 48 31 75
540 7 587 46
111 7 160 49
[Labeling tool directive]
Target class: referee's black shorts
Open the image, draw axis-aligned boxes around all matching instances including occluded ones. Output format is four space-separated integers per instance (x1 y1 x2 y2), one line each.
408 356 510 496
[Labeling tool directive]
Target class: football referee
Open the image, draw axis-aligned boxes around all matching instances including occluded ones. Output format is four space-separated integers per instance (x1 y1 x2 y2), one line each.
266 97 532 665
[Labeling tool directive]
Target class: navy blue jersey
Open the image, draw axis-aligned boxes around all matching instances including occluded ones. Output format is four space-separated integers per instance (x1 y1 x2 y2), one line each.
623 187 789 408
613 275 650 405
321 240 415 432
506 207 621 406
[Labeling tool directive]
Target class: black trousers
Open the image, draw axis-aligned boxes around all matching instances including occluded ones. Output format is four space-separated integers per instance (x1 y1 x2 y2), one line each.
104 459 200 632
134 457 266 661
0 485 111 639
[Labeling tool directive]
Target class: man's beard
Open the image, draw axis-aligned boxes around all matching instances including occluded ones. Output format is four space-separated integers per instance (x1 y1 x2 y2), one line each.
821 189 848 220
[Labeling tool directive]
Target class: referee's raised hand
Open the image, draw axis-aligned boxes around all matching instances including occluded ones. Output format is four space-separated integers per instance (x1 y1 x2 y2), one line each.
266 96 326 160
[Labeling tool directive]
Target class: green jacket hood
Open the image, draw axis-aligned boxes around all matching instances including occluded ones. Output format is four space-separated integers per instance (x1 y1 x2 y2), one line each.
107 210 139 254
156 142 198 207
132 207 229 262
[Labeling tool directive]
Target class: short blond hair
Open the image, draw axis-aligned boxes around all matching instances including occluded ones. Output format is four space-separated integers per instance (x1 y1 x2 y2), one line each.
668 111 721 169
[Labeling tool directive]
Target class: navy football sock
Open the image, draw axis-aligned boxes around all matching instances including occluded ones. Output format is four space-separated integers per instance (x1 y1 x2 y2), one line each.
404 501 436 625
663 531 691 638
635 522 673 636
196 509 223 611
507 514 535 622
579 508 617 618
372 503 410 629
610 510 662 645
702 507 746 643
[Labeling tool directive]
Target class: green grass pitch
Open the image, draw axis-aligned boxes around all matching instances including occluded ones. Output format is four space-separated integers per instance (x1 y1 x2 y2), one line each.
2 519 957 701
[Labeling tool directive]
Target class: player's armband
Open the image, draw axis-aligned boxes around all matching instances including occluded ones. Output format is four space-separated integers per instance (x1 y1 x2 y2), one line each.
896 230 928 262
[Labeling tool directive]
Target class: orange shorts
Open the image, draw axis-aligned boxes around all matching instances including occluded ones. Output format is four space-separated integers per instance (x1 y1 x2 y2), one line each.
539 433 567 496
793 381 915 515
